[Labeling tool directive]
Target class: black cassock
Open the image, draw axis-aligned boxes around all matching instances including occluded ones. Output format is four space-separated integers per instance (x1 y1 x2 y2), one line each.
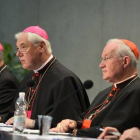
76 76 140 138
0 65 19 122
10 57 90 128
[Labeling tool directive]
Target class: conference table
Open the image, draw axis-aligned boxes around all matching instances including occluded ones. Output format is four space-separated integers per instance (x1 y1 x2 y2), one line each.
0 123 99 140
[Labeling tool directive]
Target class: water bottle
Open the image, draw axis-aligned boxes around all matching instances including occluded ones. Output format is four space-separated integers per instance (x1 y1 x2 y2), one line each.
13 92 27 133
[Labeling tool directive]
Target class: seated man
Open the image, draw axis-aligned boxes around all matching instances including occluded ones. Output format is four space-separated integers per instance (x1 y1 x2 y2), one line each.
6 26 90 128
50 39 140 138
0 43 19 122
98 127 140 140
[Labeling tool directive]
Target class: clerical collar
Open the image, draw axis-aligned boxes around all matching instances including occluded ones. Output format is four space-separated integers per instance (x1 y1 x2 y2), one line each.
114 75 138 88
0 65 7 74
33 55 53 73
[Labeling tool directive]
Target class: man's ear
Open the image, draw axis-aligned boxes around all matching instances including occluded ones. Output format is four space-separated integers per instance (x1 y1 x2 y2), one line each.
123 56 130 68
38 41 46 52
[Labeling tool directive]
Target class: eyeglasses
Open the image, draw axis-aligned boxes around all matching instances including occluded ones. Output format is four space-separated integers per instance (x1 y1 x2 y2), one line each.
15 45 31 54
100 56 114 63
15 42 40 54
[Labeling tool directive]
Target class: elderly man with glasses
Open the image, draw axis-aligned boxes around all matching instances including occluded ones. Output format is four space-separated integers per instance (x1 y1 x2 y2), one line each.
50 39 140 138
6 26 90 129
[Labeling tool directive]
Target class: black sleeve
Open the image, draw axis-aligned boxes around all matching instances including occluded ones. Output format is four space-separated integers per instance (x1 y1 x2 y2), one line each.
76 126 102 138
76 88 140 138
0 78 19 114
0 113 8 123
0 70 19 122
48 76 89 127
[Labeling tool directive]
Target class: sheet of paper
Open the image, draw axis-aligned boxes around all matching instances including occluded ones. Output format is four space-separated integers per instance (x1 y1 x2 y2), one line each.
0 126 71 136
13 133 73 140
0 123 12 127
0 127 13 132
49 131 72 136
23 129 72 135
23 129 39 134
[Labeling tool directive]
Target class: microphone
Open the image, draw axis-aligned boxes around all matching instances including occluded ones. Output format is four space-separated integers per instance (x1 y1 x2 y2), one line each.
26 79 36 87
12 79 35 96
0 80 35 104
14 79 35 94
3 79 36 124
22 79 35 90
83 80 93 89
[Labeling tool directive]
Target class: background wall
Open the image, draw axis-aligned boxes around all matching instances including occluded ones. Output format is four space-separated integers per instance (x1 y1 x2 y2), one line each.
0 0 140 102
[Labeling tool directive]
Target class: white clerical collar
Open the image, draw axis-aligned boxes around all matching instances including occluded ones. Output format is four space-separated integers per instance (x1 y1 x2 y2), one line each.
33 55 53 73
114 75 138 88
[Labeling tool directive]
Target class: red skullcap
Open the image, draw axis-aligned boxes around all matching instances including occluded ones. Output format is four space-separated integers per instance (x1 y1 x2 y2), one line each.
121 39 139 60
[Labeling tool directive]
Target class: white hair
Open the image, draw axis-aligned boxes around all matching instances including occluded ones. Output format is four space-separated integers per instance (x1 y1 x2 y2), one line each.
15 32 52 54
107 38 138 68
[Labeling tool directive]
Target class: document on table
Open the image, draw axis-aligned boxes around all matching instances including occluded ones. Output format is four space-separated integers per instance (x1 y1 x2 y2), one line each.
0 123 13 132
0 123 72 136
23 129 72 136
0 123 102 139
49 132 72 136
0 123 12 127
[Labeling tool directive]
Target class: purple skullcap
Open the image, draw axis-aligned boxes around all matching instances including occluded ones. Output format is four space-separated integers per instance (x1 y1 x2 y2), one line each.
23 26 49 40
0 43 4 52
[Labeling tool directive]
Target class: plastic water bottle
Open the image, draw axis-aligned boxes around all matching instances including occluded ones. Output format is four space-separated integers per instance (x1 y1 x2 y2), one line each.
13 92 27 133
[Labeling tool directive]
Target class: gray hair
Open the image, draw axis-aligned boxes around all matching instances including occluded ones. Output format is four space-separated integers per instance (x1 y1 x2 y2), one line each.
15 32 52 54
0 50 4 62
107 39 138 68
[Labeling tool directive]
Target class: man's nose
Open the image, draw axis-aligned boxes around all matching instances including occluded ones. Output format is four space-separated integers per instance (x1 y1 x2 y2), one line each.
99 60 105 68
16 51 23 57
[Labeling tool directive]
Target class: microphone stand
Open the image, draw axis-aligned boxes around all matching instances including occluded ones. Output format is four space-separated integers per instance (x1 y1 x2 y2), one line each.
39 115 43 135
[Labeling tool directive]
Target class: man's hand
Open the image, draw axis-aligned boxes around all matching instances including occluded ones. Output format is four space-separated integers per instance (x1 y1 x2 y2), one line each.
25 118 35 128
120 127 140 140
98 127 120 140
5 117 14 125
6 117 35 129
50 119 77 133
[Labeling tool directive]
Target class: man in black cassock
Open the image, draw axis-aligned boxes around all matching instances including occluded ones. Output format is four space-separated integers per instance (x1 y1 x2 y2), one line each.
0 43 19 122
6 26 90 128
50 39 140 138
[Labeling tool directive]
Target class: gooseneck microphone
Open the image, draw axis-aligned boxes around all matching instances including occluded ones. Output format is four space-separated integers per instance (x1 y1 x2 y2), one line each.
39 80 93 135
0 80 35 104
15 79 35 93
14 79 35 94
84 80 93 89
23 79 35 89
